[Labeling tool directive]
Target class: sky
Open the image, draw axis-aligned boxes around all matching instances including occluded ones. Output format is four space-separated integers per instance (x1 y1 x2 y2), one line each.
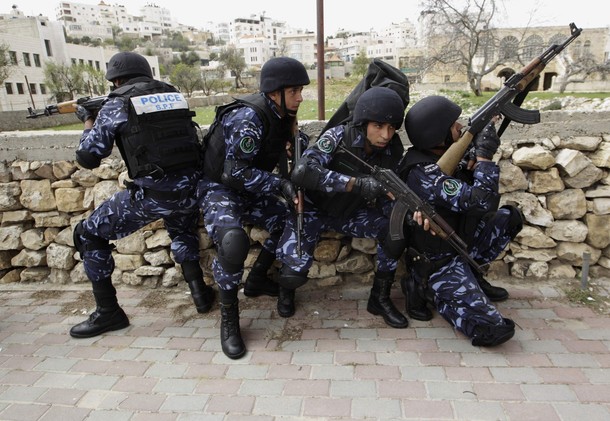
11 0 609 34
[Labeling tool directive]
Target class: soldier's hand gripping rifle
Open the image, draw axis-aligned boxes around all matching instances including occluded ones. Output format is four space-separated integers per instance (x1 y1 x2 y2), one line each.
437 22 582 175
338 145 487 274
27 95 106 119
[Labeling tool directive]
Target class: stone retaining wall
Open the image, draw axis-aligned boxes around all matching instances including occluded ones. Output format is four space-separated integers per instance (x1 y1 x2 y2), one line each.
1 112 609 291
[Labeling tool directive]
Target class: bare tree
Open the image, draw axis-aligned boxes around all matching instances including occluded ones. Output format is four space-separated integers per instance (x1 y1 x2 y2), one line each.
0 43 13 86
556 47 610 93
421 0 519 96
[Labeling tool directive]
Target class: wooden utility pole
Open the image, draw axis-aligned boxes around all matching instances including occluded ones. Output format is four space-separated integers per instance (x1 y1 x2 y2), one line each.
316 0 325 121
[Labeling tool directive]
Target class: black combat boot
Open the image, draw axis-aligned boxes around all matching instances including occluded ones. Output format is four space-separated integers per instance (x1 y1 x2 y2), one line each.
471 318 515 347
277 286 296 318
70 278 130 338
367 271 409 328
243 248 279 297
181 261 215 313
474 272 509 302
219 288 246 359
400 274 433 321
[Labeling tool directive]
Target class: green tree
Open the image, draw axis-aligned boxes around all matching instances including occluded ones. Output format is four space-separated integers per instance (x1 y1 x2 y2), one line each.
352 49 370 78
169 63 203 97
43 62 89 101
81 64 108 96
218 47 246 89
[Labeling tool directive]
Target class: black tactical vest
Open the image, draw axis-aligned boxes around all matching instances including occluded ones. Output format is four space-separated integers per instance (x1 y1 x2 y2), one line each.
202 93 293 182
307 124 404 218
399 148 476 257
111 77 201 179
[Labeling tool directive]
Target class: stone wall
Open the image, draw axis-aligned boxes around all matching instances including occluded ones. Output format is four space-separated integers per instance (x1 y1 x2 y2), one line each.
1 112 609 291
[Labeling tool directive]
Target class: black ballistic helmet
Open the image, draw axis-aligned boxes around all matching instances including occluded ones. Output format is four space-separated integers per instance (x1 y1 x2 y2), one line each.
259 57 310 93
105 52 153 81
404 95 462 149
353 86 405 128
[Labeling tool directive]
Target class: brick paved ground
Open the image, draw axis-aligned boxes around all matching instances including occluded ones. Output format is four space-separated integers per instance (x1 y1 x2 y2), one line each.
1 277 609 420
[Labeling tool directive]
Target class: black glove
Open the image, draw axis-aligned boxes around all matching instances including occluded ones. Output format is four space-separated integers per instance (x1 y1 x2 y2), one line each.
75 105 93 123
352 176 386 201
473 121 501 160
280 179 297 203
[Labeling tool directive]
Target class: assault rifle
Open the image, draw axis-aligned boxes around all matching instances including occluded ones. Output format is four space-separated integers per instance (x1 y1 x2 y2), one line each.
27 95 106 119
338 145 487 275
293 126 305 258
437 22 582 175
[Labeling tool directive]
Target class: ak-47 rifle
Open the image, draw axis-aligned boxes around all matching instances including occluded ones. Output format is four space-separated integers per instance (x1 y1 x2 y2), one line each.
437 22 582 175
26 95 106 119
338 145 487 274
293 125 305 258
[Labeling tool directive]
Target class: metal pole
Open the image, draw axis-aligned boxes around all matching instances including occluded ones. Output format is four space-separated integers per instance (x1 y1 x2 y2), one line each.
580 252 591 290
316 0 325 121
25 75 36 109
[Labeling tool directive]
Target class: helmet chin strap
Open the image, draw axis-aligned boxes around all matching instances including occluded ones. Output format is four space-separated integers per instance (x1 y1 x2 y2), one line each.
280 90 297 117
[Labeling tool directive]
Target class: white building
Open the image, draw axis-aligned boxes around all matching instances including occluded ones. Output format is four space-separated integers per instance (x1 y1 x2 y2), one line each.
1 7 159 112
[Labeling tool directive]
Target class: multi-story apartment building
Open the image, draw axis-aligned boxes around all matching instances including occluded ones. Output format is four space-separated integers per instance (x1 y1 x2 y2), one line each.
0 6 159 112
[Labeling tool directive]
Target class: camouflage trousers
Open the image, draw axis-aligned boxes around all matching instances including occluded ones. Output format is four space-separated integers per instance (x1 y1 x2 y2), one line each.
414 207 516 338
198 180 291 290
79 188 200 283
276 202 398 274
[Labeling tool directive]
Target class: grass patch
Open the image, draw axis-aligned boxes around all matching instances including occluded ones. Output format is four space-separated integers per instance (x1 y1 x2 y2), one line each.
563 280 610 315
33 77 610 130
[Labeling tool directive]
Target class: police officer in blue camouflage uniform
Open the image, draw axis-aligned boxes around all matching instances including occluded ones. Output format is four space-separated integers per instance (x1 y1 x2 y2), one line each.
198 57 310 359
399 95 523 347
70 52 215 339
277 86 410 328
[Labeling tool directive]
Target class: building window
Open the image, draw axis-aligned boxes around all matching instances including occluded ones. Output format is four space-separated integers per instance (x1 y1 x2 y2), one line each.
444 75 451 82
95 61 100 70
44 39 53 56
23 52 31 67
9 50 17 65
16 83 24 94
33 53 41 67
40 84 46 94
5 83 13 94
29 83 37 94
71 58 77 64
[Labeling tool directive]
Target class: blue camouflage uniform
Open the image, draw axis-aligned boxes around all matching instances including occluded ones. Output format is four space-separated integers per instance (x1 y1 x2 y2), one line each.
276 124 400 274
76 96 202 283
400 153 518 338
197 94 308 290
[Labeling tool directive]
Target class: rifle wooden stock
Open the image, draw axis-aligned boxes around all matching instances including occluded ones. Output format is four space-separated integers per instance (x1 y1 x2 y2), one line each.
436 130 474 175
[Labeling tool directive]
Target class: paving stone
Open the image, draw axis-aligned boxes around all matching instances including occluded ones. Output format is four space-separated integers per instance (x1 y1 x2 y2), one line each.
1 281 609 420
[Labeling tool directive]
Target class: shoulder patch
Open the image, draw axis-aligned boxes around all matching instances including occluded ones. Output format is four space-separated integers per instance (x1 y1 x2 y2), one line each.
239 136 255 154
316 137 334 154
442 179 460 196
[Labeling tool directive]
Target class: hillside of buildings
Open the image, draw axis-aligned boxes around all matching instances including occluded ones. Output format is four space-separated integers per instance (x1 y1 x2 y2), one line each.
2 2 610 115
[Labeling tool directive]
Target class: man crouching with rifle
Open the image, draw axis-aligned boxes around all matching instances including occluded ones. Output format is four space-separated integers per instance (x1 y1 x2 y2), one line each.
398 96 524 347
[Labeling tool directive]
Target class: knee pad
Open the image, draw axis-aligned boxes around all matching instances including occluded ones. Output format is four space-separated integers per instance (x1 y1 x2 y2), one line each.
279 264 308 289
73 221 112 258
501 204 524 239
471 318 515 347
216 227 250 273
